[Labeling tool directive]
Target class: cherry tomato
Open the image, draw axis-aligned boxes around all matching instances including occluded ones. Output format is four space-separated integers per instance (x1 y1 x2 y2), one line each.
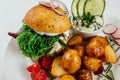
41 56 53 70
34 70 47 80
31 69 39 79
27 62 41 72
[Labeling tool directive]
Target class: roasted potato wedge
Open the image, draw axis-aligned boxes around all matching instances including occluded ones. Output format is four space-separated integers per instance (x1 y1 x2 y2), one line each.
61 49 81 73
60 75 76 80
86 36 108 58
67 34 83 47
101 45 117 63
90 36 108 46
51 56 68 77
84 56 102 72
86 40 105 58
74 46 84 57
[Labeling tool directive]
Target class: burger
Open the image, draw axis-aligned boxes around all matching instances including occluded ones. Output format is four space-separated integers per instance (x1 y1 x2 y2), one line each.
9 3 71 59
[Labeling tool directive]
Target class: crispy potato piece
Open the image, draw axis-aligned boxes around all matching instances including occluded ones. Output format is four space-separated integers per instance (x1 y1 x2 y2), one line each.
84 56 102 72
86 36 108 58
51 56 68 77
60 75 76 80
78 69 92 80
74 46 84 57
90 36 108 46
86 40 105 58
61 49 81 73
101 45 117 63
67 34 83 47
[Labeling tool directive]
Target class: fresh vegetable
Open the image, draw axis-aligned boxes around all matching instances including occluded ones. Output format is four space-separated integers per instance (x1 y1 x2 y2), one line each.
39 1 54 8
103 24 117 35
71 0 105 17
50 0 69 16
71 0 79 18
39 0 69 16
77 0 86 17
27 62 41 79
114 39 120 46
26 62 47 80
112 29 120 39
34 70 47 80
80 12 96 28
103 23 120 46
17 24 60 59
84 0 105 16
27 62 41 72
41 56 53 70
8 31 21 38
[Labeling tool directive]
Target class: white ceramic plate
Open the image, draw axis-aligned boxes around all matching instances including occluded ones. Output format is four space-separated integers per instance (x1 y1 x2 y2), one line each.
3 0 120 80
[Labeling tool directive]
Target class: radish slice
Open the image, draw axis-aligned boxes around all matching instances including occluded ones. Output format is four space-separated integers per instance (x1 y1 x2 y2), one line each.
50 0 69 16
103 24 117 35
114 39 120 46
112 29 120 39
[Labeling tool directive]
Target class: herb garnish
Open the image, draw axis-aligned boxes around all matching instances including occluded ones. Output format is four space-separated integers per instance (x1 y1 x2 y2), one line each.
104 63 112 74
73 12 103 30
81 12 96 28
115 47 120 52
97 63 115 80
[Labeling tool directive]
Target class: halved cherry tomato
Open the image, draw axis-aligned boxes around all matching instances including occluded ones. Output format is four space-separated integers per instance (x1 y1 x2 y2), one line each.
31 69 39 79
41 56 53 70
27 62 41 72
34 70 47 80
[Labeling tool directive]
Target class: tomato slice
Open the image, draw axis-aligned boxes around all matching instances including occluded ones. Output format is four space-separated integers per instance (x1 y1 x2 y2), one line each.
27 62 41 72
34 70 47 80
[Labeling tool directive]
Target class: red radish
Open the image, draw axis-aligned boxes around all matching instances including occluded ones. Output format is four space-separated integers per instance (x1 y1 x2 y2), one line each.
114 39 120 46
112 29 120 39
103 24 117 35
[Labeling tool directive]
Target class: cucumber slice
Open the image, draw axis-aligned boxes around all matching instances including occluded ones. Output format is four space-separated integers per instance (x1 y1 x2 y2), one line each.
77 0 86 17
84 0 105 16
71 0 79 18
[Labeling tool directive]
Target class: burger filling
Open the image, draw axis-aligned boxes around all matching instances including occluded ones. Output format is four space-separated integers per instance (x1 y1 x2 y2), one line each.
17 24 69 59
